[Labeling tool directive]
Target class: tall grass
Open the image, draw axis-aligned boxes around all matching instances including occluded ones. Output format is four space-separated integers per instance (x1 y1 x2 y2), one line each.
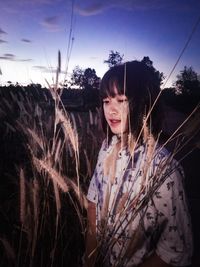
0 53 199 266
0 62 103 266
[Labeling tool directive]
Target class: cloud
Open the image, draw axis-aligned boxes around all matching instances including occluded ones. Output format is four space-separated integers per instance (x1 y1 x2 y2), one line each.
75 0 162 16
0 54 15 61
18 59 33 62
25 0 62 5
0 53 32 62
75 2 108 16
33 66 48 72
28 0 54 4
119 0 169 10
0 27 7 34
90 56 98 60
21 38 32 43
32 65 56 73
0 56 15 61
0 39 7 44
3 0 62 8
74 0 199 16
33 65 66 74
40 16 61 31
4 53 14 57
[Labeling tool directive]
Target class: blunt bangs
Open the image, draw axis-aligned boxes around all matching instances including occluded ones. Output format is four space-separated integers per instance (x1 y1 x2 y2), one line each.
100 65 127 100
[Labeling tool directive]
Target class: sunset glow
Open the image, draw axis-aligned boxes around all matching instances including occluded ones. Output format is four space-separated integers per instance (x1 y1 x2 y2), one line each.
0 0 199 87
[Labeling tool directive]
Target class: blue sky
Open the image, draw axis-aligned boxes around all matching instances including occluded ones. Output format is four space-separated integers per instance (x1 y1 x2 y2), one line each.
0 0 200 87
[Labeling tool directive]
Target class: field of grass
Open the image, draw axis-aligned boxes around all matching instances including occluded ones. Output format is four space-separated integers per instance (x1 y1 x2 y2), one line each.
0 85 200 267
0 86 104 267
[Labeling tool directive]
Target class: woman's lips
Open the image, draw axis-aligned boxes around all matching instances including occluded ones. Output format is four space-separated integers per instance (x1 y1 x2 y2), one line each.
109 119 121 127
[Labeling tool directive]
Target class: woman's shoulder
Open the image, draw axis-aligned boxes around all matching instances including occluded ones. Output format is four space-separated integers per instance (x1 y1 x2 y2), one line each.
153 144 185 183
154 144 180 166
100 135 119 151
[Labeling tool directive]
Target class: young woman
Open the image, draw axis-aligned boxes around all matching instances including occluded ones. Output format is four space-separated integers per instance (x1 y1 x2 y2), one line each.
84 61 193 267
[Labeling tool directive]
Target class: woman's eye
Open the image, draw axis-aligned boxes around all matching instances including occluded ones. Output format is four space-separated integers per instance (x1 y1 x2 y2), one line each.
118 99 127 103
103 99 110 104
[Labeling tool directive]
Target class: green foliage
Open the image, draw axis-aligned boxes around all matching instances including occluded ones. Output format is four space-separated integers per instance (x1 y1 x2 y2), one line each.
161 66 200 114
61 88 100 111
175 66 200 95
161 86 200 114
104 50 124 68
141 56 165 84
70 66 100 89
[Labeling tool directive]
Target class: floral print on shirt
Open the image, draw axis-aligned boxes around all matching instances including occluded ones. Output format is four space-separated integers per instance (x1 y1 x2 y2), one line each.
87 136 193 266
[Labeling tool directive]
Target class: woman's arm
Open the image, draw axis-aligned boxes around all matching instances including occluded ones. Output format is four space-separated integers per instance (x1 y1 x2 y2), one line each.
83 201 97 267
139 253 172 267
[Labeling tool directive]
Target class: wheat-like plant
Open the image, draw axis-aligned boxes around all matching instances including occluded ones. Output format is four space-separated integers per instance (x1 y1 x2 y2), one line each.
0 52 103 267
0 51 199 266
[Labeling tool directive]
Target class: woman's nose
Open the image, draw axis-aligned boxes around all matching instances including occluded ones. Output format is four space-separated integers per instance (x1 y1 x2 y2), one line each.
109 104 117 114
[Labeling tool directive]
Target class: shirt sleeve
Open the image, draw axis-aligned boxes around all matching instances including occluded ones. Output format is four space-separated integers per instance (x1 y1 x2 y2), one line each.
87 169 98 204
153 163 193 266
87 140 106 204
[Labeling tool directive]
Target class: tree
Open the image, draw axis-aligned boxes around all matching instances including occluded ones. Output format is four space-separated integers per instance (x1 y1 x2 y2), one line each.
104 50 124 68
83 68 100 89
175 66 200 95
70 66 100 89
141 56 165 85
70 66 84 88
141 56 153 68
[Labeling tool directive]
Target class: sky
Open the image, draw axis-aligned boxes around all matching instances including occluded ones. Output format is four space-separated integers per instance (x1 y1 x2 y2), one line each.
0 0 200 88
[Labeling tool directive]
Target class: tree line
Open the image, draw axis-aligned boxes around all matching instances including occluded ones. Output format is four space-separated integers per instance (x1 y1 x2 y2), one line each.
66 51 200 114
1 50 200 113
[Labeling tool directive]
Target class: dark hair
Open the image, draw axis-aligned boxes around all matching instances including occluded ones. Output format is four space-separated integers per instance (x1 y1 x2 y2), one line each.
100 60 163 142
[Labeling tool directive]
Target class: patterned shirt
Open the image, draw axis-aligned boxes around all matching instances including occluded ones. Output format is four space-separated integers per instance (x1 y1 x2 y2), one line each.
87 135 193 266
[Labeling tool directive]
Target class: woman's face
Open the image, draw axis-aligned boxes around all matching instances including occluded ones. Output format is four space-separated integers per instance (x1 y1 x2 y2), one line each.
103 92 129 135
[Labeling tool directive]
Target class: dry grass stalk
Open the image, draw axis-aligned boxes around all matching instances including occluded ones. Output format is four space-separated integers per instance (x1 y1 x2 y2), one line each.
32 178 39 224
53 180 61 214
70 112 77 132
27 128 45 151
54 108 80 194
142 133 157 191
10 90 19 102
0 237 16 262
54 138 62 163
67 178 88 210
83 149 92 177
32 156 69 193
19 168 26 224
103 141 121 184
56 108 79 155
2 98 13 110
89 110 94 125
5 122 16 133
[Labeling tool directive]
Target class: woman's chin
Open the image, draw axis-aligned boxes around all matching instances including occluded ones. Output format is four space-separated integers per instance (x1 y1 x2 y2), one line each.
110 128 127 135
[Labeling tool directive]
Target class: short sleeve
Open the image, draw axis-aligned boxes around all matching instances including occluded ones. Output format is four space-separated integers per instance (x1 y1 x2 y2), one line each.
87 140 107 204
154 164 193 266
87 170 98 204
